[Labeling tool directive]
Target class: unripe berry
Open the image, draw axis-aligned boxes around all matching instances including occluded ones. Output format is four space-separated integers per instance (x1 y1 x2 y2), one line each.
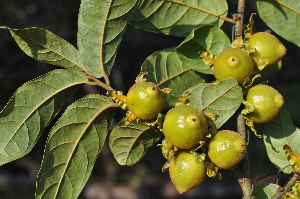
169 152 206 193
248 32 286 69
214 48 254 85
163 105 208 149
208 130 246 169
127 82 164 121
246 84 284 123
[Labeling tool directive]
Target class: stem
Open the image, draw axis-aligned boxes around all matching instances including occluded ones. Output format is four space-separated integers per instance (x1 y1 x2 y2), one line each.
164 0 236 24
102 70 111 87
270 173 300 199
232 1 254 197
233 114 254 199
235 0 246 37
85 69 114 91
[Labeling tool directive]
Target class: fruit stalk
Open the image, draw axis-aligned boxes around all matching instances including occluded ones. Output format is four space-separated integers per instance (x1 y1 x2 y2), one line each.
270 173 300 199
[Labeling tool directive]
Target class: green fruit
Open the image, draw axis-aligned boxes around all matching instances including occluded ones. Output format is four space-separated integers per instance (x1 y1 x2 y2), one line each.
208 130 246 169
214 48 254 85
127 82 164 120
248 32 286 69
169 152 206 193
246 84 284 123
163 105 208 149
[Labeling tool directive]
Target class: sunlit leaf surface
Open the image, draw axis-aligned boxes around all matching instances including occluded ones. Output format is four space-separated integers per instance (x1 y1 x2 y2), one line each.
36 94 118 199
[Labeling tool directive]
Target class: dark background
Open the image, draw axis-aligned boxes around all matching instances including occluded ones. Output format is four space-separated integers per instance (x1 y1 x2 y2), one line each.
0 0 299 198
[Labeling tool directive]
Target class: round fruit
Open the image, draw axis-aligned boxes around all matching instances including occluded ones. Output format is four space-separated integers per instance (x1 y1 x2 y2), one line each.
248 32 286 69
163 105 208 149
208 130 246 169
169 152 206 193
214 48 254 85
127 82 164 120
246 84 284 123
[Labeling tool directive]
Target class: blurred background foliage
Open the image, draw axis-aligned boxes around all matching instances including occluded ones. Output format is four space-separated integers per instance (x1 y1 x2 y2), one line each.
0 0 299 198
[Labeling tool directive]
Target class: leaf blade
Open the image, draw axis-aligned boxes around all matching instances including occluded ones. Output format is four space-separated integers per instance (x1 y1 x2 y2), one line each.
109 119 162 166
252 183 280 199
188 78 243 128
0 27 86 71
77 0 140 78
0 69 88 166
141 48 207 108
130 0 229 37
36 94 118 199
255 0 300 47
263 109 300 174
176 25 231 74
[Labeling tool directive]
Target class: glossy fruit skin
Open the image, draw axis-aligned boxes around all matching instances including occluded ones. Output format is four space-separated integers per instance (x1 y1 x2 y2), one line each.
163 105 208 149
208 130 246 169
248 32 286 69
127 82 164 120
246 84 284 123
169 152 206 193
214 48 254 85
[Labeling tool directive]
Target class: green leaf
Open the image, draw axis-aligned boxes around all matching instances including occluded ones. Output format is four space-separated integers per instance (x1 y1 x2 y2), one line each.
109 119 162 166
141 48 207 108
77 0 140 78
0 27 86 71
176 25 231 74
187 78 243 128
130 0 230 37
255 0 300 47
263 109 300 174
0 69 88 166
36 94 118 199
252 183 280 199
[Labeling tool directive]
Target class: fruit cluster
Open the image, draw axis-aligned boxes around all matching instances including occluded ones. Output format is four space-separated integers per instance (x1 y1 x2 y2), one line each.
107 29 286 194
213 32 286 86
212 31 285 124
162 104 248 193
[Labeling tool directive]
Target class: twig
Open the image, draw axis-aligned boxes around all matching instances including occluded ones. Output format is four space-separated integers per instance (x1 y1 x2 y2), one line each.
232 1 254 198
232 114 254 199
235 0 246 37
269 173 300 199
85 70 114 91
